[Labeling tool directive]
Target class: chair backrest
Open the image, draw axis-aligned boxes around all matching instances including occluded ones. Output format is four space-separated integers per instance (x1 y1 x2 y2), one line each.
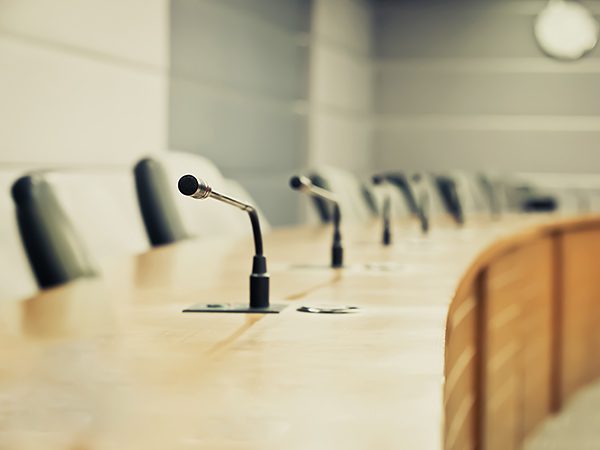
408 172 449 218
369 182 412 219
0 170 37 301
450 172 491 216
480 172 523 214
308 166 374 224
12 173 98 288
383 173 420 215
135 151 268 244
134 157 189 246
435 175 465 224
45 169 150 259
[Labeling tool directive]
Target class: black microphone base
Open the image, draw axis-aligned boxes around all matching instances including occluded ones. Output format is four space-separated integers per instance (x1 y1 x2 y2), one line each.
383 229 391 246
250 272 270 308
183 302 287 313
183 270 287 313
331 246 343 268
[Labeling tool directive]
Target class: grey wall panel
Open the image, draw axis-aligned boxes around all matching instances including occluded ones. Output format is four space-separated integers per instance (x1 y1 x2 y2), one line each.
374 1 600 59
231 172 302 226
373 0 600 175
375 127 600 173
313 0 372 55
169 80 305 172
169 0 310 226
308 0 374 173
375 70 600 116
171 0 309 101
224 0 312 32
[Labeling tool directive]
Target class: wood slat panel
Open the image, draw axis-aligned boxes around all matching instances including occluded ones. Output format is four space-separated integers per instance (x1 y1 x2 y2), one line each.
561 228 600 400
445 287 478 450
520 240 553 436
483 238 553 450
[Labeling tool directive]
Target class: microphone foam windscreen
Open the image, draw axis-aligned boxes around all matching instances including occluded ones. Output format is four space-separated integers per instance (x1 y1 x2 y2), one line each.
289 176 303 190
178 174 199 196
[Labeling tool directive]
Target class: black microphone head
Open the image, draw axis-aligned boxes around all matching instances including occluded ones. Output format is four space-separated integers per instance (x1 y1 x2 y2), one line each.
178 174 199 196
289 176 303 190
178 174 211 199
372 175 384 185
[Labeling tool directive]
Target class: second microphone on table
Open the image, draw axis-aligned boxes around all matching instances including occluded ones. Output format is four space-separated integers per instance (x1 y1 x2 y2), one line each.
289 176 343 268
372 175 392 246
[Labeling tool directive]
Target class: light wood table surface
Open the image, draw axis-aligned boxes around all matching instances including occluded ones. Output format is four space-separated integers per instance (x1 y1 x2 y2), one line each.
0 215 565 450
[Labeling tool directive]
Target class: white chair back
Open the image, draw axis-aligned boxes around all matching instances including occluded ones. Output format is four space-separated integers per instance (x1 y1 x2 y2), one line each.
408 173 448 218
45 169 150 260
370 183 412 219
158 151 265 237
311 166 373 223
451 172 491 216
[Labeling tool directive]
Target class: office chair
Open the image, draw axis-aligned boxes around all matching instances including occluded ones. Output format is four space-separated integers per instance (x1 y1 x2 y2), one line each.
134 157 189 246
12 173 98 288
45 169 150 259
305 166 375 224
435 175 465 224
134 151 270 246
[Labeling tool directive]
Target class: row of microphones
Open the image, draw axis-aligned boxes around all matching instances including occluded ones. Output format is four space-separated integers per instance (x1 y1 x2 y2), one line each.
176 172 431 314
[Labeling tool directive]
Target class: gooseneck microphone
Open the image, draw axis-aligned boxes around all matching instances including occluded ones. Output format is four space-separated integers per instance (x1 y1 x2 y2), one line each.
372 175 391 246
411 174 430 234
178 174 285 313
290 176 343 268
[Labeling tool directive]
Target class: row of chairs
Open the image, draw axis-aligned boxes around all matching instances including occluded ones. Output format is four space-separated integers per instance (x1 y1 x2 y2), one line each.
311 168 600 227
1 151 269 302
308 169 534 226
0 149 586 304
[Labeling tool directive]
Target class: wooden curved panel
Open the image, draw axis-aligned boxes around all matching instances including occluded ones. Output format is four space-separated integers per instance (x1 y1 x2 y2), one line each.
445 219 600 450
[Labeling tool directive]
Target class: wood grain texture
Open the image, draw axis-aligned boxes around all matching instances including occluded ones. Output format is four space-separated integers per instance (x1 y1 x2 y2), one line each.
561 228 600 401
444 286 477 450
1 214 600 449
482 239 553 450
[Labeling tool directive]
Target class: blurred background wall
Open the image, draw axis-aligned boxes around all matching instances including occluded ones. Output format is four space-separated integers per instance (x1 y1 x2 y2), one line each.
0 0 168 166
169 0 311 226
372 0 600 174
308 0 372 175
2 0 600 226
169 0 372 226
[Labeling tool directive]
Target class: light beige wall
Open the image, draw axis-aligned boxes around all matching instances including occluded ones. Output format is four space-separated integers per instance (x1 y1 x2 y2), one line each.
0 0 168 166
373 0 600 174
308 0 373 174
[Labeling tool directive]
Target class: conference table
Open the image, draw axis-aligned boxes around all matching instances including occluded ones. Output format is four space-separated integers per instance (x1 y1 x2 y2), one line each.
1 214 599 450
